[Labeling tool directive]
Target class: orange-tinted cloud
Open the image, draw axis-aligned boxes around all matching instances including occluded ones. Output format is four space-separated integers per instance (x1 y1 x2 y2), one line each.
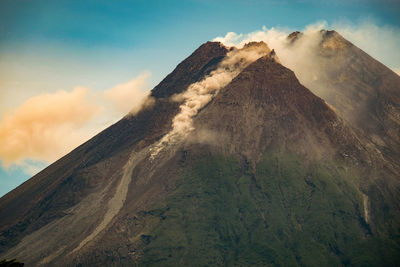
0 87 101 166
103 72 151 115
0 72 152 169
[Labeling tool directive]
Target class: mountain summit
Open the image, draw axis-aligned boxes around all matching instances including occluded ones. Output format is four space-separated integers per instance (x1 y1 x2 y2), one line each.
1 32 399 266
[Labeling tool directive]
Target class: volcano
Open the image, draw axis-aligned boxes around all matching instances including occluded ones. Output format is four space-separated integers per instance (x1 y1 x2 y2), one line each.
0 31 399 266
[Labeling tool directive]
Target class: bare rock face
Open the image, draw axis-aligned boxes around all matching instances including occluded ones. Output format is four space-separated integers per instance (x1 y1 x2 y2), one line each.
195 55 341 163
0 36 399 266
288 30 400 162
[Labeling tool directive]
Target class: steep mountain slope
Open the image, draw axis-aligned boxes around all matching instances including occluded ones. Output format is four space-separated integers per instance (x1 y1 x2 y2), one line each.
0 37 399 266
287 30 400 161
111 55 399 266
0 41 229 262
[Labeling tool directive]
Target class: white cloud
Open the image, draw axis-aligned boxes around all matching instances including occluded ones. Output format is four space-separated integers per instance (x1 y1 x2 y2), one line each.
213 20 400 74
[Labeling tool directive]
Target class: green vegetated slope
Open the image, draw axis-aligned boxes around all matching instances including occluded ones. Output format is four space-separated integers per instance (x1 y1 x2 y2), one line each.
137 152 400 266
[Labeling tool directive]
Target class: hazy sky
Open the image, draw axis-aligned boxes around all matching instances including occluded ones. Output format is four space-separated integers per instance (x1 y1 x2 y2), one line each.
1 0 399 196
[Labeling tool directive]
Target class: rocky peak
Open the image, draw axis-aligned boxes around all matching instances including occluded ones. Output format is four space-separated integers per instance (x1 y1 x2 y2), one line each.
287 29 350 51
319 30 352 52
287 30 302 43
286 28 400 159
268 48 280 63
151 41 229 98
243 41 270 50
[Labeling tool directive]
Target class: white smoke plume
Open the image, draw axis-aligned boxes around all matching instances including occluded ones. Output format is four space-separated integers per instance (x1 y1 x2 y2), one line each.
332 20 400 74
213 21 400 132
150 43 270 159
213 23 335 103
213 21 400 77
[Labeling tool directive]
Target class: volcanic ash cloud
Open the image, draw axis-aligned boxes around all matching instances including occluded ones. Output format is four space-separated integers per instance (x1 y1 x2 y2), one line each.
150 42 270 159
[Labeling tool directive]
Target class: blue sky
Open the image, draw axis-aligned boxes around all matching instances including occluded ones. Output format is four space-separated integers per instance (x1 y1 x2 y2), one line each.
1 0 399 197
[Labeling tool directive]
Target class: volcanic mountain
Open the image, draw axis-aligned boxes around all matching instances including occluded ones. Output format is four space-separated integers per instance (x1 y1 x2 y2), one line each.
0 31 399 266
